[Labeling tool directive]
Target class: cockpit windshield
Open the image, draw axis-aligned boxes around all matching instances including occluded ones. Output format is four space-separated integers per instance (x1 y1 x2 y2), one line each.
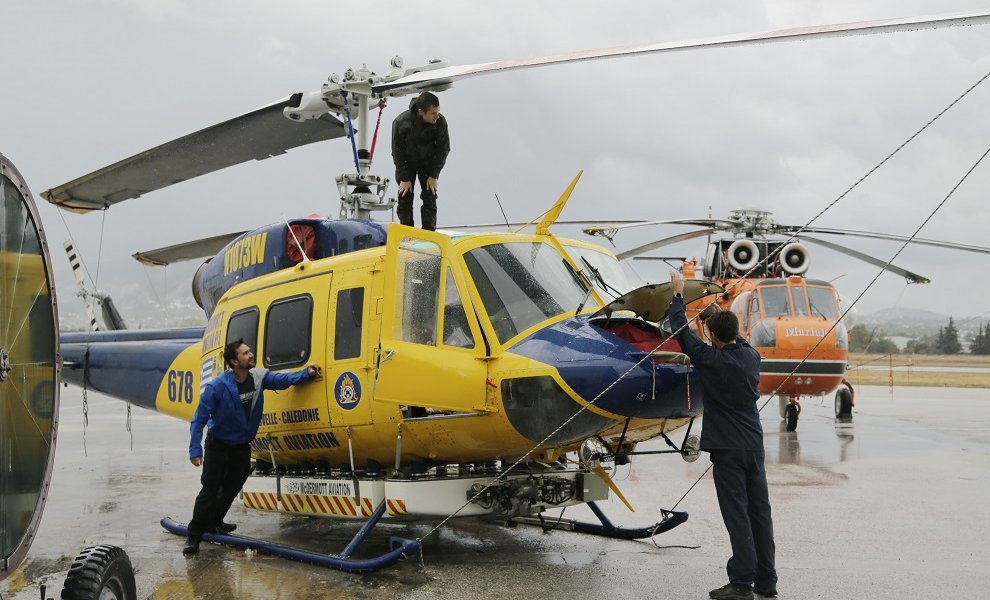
760 286 790 317
564 245 636 299
464 242 589 344
760 284 838 319
807 285 839 319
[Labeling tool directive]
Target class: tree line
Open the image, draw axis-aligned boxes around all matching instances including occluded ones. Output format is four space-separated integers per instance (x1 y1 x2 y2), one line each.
847 318 990 355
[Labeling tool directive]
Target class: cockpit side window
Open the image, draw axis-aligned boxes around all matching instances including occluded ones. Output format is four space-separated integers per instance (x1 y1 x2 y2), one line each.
760 286 790 317
441 268 474 349
749 292 760 325
395 239 441 346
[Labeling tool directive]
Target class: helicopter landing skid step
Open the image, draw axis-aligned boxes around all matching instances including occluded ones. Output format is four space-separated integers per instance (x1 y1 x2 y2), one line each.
161 501 419 573
509 501 688 540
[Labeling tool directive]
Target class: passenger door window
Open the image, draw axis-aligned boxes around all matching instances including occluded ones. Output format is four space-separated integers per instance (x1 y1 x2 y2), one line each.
334 288 364 360
264 295 313 368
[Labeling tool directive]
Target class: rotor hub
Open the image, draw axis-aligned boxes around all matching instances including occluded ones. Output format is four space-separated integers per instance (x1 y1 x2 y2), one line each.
0 348 9 382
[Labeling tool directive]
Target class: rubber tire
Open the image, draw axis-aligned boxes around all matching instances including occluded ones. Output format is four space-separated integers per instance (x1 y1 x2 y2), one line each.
61 545 137 600
835 387 853 419
784 403 799 432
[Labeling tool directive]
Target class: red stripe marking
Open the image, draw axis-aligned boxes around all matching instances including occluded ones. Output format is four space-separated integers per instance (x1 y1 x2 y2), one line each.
243 493 254 509
332 496 349 515
316 496 334 515
386 499 397 515
305 495 320 513
362 498 373 516
262 493 275 510
341 497 356 516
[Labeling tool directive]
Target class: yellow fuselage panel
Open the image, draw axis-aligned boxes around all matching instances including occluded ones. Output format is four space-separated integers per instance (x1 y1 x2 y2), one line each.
170 230 625 467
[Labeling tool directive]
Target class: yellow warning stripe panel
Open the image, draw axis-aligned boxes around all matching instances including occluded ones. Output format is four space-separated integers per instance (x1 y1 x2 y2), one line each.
386 499 408 515
245 492 373 517
243 492 279 511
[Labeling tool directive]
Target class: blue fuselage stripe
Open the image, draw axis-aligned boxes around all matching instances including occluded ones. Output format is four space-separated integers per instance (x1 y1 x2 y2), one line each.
508 318 703 419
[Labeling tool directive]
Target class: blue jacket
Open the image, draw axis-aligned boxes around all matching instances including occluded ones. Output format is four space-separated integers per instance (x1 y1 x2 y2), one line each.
189 367 312 458
669 296 764 451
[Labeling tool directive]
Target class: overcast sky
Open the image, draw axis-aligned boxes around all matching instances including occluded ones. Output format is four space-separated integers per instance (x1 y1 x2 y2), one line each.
2 0 989 330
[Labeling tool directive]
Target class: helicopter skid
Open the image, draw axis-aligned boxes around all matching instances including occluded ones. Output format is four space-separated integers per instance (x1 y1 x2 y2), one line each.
509 501 688 540
160 500 419 573
240 469 609 519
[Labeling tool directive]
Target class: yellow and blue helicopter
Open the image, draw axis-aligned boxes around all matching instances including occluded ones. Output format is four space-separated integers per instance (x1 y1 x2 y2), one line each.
6 11 987 574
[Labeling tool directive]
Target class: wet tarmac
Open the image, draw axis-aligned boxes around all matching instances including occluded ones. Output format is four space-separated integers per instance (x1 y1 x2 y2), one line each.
2 385 989 599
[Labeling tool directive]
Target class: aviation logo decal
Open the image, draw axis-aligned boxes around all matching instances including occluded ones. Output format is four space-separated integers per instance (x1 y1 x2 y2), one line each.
334 372 362 410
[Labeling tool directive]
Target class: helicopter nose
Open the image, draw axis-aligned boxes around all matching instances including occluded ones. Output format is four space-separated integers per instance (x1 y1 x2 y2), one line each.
508 317 700 419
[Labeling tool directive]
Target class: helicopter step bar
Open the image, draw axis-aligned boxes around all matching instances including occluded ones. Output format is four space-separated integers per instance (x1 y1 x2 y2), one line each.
160 500 419 573
509 501 688 539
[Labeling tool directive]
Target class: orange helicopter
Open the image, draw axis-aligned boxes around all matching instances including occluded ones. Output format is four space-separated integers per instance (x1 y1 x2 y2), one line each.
582 207 990 430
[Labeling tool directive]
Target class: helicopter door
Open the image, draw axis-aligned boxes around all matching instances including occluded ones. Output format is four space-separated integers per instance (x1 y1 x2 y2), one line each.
376 226 487 414
327 270 374 426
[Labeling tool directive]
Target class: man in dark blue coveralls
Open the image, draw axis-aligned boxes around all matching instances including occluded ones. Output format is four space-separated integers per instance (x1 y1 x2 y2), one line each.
183 339 321 555
668 270 778 600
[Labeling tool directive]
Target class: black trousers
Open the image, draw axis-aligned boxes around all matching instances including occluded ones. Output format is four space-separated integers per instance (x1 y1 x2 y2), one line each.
710 449 777 588
396 171 438 231
187 436 252 539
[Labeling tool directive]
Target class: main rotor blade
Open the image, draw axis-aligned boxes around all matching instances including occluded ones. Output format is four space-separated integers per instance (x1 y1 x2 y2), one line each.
617 229 716 261
43 96 345 213
131 231 248 266
583 219 735 239
373 12 990 94
785 226 990 255
796 235 931 284
439 219 650 231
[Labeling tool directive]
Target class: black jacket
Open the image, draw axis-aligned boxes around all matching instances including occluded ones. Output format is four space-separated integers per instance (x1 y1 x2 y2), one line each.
391 100 450 182
669 296 764 451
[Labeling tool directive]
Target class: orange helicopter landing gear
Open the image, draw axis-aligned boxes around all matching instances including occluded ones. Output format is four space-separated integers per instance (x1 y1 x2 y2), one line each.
778 396 801 432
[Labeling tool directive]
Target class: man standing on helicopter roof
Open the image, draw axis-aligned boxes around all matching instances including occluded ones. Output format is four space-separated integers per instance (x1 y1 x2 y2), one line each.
392 91 450 231
668 270 778 600
183 340 321 555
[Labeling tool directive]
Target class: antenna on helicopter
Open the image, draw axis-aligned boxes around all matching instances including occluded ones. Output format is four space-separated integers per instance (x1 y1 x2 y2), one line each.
63 240 126 331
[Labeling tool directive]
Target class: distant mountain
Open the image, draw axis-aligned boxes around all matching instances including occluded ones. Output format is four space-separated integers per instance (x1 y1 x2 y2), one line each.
859 307 981 339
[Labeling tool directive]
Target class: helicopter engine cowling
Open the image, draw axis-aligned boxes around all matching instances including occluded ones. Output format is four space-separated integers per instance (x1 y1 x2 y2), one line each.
779 242 810 275
727 239 759 272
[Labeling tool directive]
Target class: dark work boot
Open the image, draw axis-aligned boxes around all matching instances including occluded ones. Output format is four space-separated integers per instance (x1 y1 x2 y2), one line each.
754 586 778 598
216 522 237 534
709 583 754 600
182 537 201 555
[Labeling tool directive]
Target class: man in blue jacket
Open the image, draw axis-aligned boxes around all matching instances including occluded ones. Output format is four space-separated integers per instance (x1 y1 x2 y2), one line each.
668 270 777 600
183 339 321 555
